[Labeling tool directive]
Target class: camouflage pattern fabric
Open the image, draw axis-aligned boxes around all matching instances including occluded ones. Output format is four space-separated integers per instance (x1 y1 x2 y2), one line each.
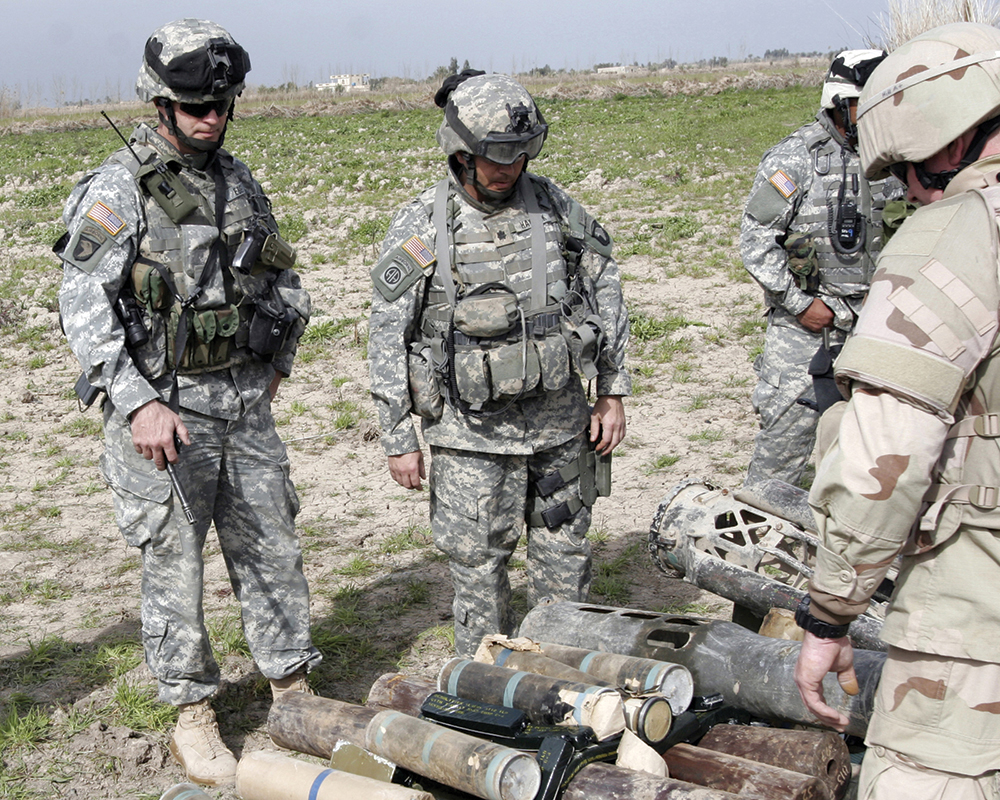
741 111 900 487
744 310 847 488
859 648 1000 793
369 169 629 654
369 172 630 458
103 399 318 705
59 123 319 705
807 157 1000 783
429 436 591 657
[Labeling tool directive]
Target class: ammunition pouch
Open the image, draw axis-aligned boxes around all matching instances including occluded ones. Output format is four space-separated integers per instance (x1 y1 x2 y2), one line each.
528 495 584 530
132 259 173 312
408 339 445 420
168 302 241 370
528 433 611 529
445 288 572 415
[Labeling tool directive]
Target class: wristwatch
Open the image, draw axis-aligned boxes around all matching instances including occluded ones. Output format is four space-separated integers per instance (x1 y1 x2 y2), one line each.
794 596 851 639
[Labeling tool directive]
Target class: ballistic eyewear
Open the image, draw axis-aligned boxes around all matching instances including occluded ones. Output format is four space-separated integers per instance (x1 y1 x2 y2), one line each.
178 98 233 118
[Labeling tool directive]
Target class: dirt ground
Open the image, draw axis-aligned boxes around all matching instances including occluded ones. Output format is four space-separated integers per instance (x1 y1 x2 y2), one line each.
0 107 773 799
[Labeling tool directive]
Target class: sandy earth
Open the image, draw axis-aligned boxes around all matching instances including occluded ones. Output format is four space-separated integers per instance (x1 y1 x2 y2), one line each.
0 90 787 798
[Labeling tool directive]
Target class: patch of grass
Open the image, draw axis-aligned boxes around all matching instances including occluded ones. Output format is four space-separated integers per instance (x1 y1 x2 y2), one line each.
591 542 642 606
377 523 432 554
0 704 51 753
108 680 176 732
647 454 681 473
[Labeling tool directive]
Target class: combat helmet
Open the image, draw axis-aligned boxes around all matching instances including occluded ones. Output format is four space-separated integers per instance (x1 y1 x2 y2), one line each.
857 22 1000 182
435 71 548 201
820 49 887 109
136 19 251 151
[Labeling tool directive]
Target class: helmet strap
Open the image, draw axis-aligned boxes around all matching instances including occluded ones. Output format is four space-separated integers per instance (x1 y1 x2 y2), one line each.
455 153 518 205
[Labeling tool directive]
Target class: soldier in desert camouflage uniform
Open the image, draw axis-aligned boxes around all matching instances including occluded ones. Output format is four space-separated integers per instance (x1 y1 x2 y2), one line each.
57 19 319 786
793 23 1000 799
742 50 902 488
368 72 631 657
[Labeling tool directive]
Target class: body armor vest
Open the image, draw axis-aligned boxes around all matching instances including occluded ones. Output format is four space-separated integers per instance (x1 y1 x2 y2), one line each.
418 176 595 416
920 184 1000 542
790 118 893 303
113 139 283 378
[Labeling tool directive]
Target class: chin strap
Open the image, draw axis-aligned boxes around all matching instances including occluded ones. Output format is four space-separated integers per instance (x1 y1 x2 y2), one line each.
457 153 520 204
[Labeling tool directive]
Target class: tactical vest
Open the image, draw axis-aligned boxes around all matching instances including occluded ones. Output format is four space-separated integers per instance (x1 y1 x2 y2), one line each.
416 175 601 416
113 141 284 377
790 119 892 301
915 184 1000 544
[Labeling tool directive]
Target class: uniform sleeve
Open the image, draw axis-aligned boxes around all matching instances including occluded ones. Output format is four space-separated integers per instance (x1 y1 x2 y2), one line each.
583 247 632 397
367 201 433 456
806 191 1000 625
807 389 948 624
58 165 161 419
741 136 815 317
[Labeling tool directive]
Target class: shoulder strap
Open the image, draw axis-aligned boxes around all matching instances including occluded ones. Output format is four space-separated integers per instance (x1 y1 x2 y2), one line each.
518 173 550 312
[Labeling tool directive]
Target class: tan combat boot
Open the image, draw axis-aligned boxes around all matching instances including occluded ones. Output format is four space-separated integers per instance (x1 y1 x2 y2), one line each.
169 699 237 786
269 669 314 701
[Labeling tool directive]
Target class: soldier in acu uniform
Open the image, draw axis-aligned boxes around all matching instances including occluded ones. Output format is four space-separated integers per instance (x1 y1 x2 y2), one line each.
368 72 631 658
57 19 320 786
794 23 1000 799
742 50 904 488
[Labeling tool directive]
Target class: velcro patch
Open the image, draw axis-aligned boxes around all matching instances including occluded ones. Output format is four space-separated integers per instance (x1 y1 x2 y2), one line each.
768 169 798 199
86 201 126 236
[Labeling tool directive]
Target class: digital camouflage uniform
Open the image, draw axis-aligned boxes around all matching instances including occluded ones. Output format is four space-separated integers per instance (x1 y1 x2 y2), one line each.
807 156 1000 795
742 112 899 487
369 168 631 657
59 122 321 706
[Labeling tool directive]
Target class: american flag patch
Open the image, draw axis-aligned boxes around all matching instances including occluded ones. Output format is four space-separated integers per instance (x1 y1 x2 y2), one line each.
768 170 797 199
86 201 126 235
401 235 434 268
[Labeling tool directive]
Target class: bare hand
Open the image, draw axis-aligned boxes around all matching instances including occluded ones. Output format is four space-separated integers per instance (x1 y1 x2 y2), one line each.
590 395 626 455
388 450 425 490
794 632 859 731
130 400 190 471
796 298 835 333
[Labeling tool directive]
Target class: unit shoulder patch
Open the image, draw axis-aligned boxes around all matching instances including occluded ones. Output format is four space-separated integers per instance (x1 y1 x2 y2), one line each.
62 223 115 273
371 234 436 302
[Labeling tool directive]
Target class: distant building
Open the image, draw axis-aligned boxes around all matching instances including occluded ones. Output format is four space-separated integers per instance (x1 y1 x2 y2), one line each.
596 65 647 76
317 73 371 93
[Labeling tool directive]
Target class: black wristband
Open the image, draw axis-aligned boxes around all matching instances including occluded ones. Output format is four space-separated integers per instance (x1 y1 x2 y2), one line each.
795 596 851 639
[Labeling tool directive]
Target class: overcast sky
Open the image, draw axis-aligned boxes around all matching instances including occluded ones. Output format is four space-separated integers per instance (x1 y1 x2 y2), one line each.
1 0 892 106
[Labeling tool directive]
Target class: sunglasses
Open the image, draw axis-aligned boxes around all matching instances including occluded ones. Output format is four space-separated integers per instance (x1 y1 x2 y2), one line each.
178 98 232 118
888 161 952 191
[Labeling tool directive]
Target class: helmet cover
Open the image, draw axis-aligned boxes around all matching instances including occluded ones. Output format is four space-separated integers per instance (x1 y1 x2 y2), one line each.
857 22 1000 178
136 18 251 104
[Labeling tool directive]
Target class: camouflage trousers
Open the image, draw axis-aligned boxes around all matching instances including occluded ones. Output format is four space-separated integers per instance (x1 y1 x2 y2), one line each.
101 399 321 706
860 647 1000 799
745 310 846 488
429 435 592 658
